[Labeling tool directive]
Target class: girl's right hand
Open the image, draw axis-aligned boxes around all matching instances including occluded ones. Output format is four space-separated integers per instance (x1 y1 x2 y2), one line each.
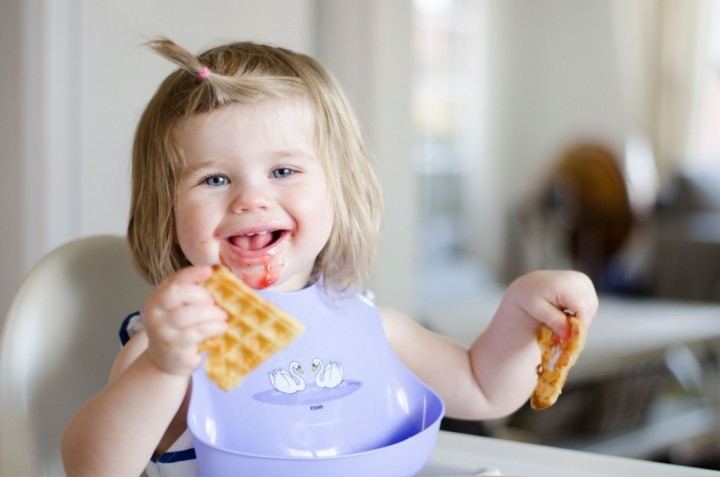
142 265 228 377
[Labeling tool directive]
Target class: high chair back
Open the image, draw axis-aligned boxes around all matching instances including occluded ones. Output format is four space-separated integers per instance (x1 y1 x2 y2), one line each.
0 235 152 476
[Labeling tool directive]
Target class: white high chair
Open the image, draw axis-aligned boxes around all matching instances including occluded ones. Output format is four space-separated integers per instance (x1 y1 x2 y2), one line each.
0 235 152 476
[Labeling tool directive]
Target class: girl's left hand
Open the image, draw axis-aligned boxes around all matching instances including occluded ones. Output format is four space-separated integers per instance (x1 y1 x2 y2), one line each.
501 270 598 336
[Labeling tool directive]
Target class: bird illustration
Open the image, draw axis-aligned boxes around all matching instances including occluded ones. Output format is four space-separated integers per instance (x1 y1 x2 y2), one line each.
311 358 344 388
268 361 306 394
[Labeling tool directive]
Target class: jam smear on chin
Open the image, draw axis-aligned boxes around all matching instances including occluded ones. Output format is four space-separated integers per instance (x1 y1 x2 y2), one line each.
242 270 279 289
219 252 282 290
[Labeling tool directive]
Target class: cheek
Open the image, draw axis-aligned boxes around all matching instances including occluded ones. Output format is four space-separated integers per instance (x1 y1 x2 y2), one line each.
313 193 335 246
175 201 217 261
321 196 335 236
291 187 334 247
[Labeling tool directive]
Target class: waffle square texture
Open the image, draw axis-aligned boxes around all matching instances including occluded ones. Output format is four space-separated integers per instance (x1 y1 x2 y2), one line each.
198 265 305 391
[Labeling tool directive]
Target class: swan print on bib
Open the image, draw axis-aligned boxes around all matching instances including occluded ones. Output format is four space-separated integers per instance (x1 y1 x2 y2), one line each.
311 358 344 388
254 357 361 406
267 360 306 394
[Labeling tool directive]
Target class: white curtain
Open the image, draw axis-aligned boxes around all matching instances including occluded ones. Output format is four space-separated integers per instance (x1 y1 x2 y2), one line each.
612 0 716 183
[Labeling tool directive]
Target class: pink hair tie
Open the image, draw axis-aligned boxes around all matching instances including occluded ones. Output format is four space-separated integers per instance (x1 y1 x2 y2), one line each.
198 65 210 79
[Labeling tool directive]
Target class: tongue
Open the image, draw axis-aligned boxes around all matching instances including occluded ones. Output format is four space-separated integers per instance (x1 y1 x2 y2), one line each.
234 232 275 251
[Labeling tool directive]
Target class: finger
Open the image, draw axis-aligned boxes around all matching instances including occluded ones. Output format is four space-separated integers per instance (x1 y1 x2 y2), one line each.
150 281 216 311
172 264 215 284
556 278 599 326
155 263 212 291
193 319 230 342
561 298 597 327
164 304 228 331
537 301 572 336
168 317 229 347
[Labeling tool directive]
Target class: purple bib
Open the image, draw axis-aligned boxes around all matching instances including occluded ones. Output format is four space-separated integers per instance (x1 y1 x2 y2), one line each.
188 283 444 476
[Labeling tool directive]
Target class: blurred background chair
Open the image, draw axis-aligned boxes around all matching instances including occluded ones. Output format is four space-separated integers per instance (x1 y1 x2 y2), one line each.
537 143 635 288
0 235 152 476
505 142 637 292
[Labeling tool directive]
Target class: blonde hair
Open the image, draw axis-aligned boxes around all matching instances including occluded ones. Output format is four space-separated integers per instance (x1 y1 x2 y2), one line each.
128 38 382 292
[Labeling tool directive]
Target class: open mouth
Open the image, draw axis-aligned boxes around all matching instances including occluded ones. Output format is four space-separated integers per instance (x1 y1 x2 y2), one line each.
229 229 285 252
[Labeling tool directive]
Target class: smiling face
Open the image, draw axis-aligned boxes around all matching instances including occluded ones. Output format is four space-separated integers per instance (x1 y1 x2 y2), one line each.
174 98 334 291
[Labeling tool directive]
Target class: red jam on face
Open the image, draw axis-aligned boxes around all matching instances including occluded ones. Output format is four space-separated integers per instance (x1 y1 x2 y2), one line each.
219 250 283 290
241 264 281 289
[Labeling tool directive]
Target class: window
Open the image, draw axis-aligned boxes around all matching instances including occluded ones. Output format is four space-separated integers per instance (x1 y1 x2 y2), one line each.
693 1 720 169
413 0 495 306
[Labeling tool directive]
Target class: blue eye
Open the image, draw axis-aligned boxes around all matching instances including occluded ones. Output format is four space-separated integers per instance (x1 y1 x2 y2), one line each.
203 175 229 187
272 167 295 179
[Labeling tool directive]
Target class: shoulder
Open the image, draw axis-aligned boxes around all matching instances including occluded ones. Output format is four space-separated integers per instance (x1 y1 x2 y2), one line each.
317 284 378 312
378 305 424 343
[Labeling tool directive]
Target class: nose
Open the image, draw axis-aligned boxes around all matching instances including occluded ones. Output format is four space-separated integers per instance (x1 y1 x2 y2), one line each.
229 184 270 214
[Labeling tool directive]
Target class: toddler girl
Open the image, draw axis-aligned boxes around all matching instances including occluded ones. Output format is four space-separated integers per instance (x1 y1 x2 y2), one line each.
62 38 597 477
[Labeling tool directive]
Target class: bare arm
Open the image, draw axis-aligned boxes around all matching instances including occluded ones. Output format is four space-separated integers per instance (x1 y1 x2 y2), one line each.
61 336 189 476
61 265 228 477
382 270 597 420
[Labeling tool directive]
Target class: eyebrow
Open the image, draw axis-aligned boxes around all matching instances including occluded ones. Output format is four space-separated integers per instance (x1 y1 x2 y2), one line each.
273 149 318 161
181 149 319 171
180 159 220 174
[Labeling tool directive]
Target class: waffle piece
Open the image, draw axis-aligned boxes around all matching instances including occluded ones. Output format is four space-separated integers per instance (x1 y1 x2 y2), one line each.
198 265 304 391
531 313 587 410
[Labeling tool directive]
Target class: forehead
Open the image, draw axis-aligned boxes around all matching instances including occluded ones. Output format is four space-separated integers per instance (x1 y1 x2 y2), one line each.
175 96 318 154
192 94 313 129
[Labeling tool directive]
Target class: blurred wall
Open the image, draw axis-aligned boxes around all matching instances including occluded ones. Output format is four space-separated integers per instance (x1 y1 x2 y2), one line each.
0 0 24 325
0 0 419 321
315 0 417 313
1 0 637 321
476 0 627 273
0 0 316 320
